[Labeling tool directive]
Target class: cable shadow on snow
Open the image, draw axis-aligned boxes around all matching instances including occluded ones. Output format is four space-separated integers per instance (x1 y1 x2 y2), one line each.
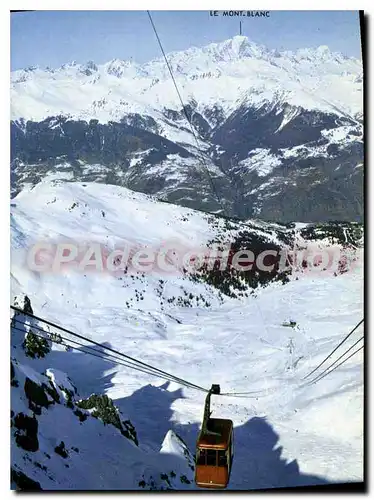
15 337 348 491
10 313 352 490
115 383 331 490
10 315 342 491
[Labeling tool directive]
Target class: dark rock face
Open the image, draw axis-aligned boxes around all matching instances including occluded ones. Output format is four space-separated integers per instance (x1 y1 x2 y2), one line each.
211 105 347 160
10 99 363 222
11 468 42 491
11 117 191 166
13 413 39 452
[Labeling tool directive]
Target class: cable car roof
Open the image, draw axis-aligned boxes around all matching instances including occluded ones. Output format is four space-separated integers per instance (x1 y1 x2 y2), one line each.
197 418 233 450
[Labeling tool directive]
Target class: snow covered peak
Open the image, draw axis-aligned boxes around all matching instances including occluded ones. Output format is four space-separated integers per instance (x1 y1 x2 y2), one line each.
105 58 133 77
79 60 98 76
157 36 270 69
316 44 330 54
231 34 249 47
60 61 78 70
287 44 349 65
223 36 269 59
25 65 39 72
157 36 349 69
10 35 363 123
104 58 150 79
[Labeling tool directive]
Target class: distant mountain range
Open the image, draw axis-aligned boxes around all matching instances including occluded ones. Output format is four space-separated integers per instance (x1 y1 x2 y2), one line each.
10 36 363 222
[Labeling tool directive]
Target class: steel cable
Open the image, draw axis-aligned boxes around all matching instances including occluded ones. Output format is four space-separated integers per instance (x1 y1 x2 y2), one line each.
309 345 364 385
302 319 364 380
147 10 228 217
11 306 209 393
11 323 209 392
307 336 364 385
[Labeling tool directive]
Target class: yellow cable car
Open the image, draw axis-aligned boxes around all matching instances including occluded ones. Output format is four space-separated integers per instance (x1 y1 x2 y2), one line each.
195 385 233 489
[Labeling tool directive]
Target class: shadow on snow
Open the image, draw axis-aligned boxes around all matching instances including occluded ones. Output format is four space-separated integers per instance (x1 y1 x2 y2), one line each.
114 381 330 490
10 320 331 490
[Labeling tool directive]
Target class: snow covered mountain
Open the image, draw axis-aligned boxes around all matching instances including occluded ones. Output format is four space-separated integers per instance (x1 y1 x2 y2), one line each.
11 36 363 221
11 181 364 490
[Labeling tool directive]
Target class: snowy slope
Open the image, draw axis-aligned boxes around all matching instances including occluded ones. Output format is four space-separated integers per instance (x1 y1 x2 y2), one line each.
11 181 364 490
11 327 195 491
11 36 362 124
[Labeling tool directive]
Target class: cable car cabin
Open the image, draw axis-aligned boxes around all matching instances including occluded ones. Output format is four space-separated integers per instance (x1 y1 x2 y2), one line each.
195 385 234 489
195 418 233 489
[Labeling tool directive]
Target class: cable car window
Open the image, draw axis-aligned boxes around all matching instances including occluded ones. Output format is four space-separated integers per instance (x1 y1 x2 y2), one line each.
206 449 217 466
218 450 227 466
197 448 207 465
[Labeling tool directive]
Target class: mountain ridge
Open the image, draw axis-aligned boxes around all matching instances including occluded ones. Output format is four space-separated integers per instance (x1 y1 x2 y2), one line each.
12 35 360 74
11 35 363 122
10 35 363 223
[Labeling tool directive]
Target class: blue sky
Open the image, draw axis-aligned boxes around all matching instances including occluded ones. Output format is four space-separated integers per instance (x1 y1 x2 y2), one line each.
11 10 362 71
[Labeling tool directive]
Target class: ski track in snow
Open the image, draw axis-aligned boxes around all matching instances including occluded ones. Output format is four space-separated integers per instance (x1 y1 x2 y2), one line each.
11 181 363 489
